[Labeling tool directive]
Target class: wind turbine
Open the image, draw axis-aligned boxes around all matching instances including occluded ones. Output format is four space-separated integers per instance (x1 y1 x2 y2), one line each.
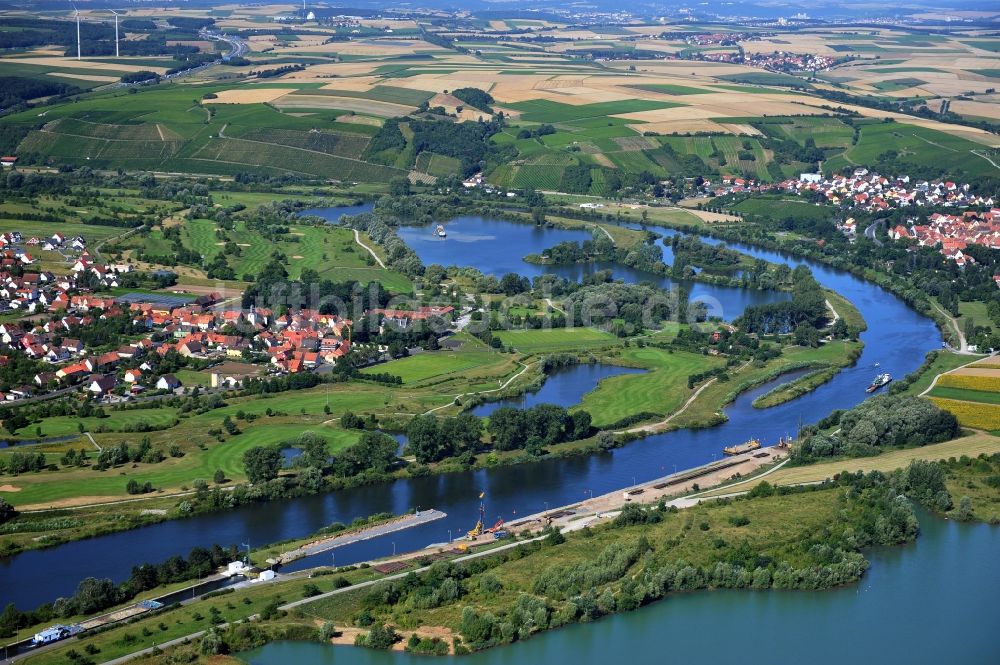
110 9 120 58
73 5 81 60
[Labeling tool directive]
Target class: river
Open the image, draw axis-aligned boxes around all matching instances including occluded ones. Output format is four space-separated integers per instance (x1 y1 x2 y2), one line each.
0 212 940 609
394 216 789 321
240 510 1000 665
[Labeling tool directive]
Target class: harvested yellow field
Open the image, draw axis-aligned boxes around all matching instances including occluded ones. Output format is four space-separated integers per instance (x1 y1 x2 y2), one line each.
166 40 214 51
319 77 380 92
616 106 719 122
284 62 389 77
547 87 634 103
951 99 1000 121
336 114 383 127
637 119 731 134
360 19 418 29
951 367 1000 379
456 108 492 122
273 95 415 116
628 61 758 76
718 123 763 135
931 398 1000 430
687 209 742 223
247 35 279 51
49 72 120 83
6 57 168 74
283 39 440 56
203 88 293 104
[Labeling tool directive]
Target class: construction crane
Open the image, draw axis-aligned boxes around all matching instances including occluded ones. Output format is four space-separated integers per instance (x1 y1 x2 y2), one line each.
466 493 507 539
466 499 485 538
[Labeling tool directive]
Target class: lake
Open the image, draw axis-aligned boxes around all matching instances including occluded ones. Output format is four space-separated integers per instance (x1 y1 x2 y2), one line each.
395 216 788 321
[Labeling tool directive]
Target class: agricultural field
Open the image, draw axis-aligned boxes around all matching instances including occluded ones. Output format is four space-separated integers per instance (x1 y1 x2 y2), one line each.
2 13 997 189
929 361 1000 431
119 215 413 292
824 121 997 178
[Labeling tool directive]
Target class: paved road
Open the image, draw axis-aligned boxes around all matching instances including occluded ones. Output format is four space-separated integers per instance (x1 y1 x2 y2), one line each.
863 218 885 246
85 535 547 665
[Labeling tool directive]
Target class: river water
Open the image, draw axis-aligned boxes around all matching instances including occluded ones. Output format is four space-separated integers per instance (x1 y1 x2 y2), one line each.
395 216 789 321
0 212 941 609
240 510 1000 665
469 363 645 418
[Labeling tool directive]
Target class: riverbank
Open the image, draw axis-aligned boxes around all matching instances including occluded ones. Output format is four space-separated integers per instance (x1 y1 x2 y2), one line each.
14 431 997 665
239 500 1000 664
232 460 996 660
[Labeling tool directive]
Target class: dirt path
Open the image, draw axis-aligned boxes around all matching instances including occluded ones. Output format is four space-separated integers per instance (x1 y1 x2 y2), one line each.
825 298 841 324
84 431 102 451
545 297 566 315
593 223 614 242
919 355 992 397
930 299 971 353
354 229 386 268
623 358 752 434
423 361 535 415
972 150 1000 171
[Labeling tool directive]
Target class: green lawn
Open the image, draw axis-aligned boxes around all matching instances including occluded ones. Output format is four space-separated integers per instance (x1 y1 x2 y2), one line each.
579 347 723 426
0 424 361 507
956 300 992 337
361 349 507 384
494 327 617 353
899 351 979 396
131 216 411 292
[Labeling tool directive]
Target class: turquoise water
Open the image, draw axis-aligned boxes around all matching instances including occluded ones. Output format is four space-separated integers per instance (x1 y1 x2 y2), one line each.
241 511 1000 665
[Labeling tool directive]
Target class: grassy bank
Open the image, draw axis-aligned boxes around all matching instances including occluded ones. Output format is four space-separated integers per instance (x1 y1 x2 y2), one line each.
752 366 843 409
700 431 1000 497
671 340 863 429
